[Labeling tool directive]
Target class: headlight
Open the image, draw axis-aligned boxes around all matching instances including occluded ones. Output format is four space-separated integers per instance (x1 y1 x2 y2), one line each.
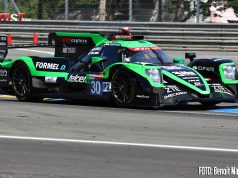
145 69 161 83
223 65 236 80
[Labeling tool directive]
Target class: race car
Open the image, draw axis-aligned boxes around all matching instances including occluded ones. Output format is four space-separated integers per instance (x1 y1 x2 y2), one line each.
0 28 237 108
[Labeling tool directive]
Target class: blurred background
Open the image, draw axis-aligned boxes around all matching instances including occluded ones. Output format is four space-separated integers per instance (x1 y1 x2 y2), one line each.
0 0 237 23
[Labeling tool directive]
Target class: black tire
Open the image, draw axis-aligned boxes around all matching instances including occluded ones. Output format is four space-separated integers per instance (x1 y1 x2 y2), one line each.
111 68 136 107
11 62 42 102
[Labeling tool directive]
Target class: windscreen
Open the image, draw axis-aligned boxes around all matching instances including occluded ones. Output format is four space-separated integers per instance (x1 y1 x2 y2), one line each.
125 48 172 65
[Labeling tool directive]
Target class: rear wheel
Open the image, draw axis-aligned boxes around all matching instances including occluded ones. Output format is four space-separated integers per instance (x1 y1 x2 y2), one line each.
111 68 136 107
12 62 42 102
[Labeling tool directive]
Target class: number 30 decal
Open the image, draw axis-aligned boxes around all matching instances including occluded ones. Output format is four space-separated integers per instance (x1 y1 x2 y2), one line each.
90 80 102 96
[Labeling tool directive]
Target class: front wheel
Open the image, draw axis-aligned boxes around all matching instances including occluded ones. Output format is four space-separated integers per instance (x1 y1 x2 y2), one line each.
111 68 136 107
12 62 42 102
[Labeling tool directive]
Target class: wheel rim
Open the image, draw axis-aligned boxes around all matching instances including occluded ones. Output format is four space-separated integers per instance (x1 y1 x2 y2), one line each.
112 73 132 104
12 65 30 97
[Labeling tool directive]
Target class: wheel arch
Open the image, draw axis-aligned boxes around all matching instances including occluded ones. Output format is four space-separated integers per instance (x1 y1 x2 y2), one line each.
9 57 35 77
106 63 144 80
107 64 153 91
107 64 127 80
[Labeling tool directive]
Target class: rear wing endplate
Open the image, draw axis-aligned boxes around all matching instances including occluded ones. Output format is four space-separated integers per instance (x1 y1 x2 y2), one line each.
0 36 8 61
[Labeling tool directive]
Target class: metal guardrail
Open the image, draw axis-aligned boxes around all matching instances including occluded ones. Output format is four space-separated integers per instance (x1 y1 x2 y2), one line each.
1 20 238 51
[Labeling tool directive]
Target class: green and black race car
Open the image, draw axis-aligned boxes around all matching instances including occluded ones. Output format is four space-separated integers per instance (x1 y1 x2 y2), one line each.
0 28 237 107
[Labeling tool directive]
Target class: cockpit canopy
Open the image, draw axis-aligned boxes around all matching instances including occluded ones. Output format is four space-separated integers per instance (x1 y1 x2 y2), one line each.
79 45 172 67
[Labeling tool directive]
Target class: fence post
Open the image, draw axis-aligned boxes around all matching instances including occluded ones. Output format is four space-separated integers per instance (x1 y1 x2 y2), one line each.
129 0 133 21
4 0 8 13
99 0 106 21
196 0 200 23
65 0 69 20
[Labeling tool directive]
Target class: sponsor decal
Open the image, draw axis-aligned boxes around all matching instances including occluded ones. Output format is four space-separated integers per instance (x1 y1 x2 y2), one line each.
0 68 8 82
193 66 214 72
92 47 102 51
165 85 181 93
104 43 121 46
88 51 100 55
129 47 161 51
36 62 59 70
60 37 88 44
166 69 205 89
0 69 7 77
163 85 187 100
136 95 150 99
182 76 199 80
113 35 132 40
33 58 69 72
210 84 233 96
90 81 111 96
162 66 183 70
172 71 196 77
45 77 57 83
164 92 188 100
68 74 86 83
89 74 103 80
60 65 66 71
102 82 111 92
62 47 76 54
90 80 102 96
88 47 102 55
187 79 200 82
187 78 203 86
194 82 203 86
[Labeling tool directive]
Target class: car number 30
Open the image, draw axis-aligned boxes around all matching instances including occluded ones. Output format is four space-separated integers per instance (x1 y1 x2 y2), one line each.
90 80 102 96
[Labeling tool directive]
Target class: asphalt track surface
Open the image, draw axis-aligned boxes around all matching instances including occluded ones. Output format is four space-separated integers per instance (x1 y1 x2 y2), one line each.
0 48 237 178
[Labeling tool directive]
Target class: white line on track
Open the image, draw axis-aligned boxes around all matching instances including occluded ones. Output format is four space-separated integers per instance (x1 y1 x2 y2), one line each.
0 135 238 153
15 48 54 55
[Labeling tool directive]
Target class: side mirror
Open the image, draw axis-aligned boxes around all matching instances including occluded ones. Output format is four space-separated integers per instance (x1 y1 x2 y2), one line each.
185 52 196 62
91 57 107 64
173 57 184 65
90 57 107 71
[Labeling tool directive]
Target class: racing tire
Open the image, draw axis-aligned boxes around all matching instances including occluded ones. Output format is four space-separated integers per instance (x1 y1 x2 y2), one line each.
11 62 42 102
111 68 136 107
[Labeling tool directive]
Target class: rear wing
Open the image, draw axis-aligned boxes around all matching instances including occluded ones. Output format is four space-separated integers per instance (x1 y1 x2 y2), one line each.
48 32 107 61
0 32 107 62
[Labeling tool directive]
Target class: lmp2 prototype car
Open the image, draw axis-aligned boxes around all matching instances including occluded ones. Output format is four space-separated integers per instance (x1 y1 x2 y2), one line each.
0 28 237 108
